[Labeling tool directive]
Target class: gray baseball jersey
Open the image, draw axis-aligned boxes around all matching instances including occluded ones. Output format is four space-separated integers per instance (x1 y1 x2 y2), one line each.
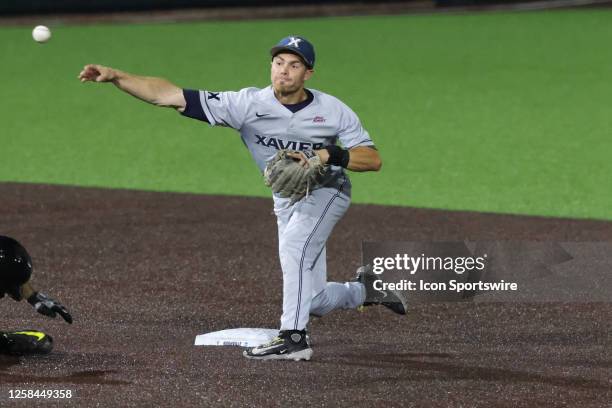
181 85 373 331
184 86 373 187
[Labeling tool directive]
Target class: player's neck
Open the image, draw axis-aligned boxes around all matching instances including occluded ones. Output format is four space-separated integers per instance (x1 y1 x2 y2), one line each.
274 88 308 105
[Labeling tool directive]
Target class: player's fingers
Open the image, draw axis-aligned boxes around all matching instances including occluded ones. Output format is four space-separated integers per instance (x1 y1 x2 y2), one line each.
82 65 96 74
297 152 309 168
79 67 98 82
287 151 308 167
85 64 102 73
55 306 73 324
92 65 110 77
85 64 101 73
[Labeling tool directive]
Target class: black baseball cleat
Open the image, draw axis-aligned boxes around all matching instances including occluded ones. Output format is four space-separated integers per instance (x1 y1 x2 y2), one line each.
0 330 53 355
243 330 313 361
354 265 408 315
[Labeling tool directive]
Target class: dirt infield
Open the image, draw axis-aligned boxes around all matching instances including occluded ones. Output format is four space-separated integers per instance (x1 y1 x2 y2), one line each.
0 182 610 407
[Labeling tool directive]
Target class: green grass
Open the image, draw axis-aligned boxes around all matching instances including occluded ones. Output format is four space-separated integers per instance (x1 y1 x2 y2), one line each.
1 10 611 219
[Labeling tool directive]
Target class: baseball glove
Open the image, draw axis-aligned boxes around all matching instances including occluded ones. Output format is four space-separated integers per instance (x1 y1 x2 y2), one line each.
264 149 326 203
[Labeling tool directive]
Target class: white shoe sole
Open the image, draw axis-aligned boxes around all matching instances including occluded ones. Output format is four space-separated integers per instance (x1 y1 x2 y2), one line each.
243 347 313 361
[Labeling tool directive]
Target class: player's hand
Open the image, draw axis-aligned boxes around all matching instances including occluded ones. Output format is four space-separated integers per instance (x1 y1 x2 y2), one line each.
286 150 330 168
315 149 329 165
27 292 73 324
286 151 310 168
78 64 116 83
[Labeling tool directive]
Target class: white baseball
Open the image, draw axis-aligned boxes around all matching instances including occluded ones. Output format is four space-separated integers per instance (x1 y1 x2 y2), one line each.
32 25 51 43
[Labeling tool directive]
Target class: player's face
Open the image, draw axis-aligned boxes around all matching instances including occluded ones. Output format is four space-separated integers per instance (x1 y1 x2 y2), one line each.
271 53 313 94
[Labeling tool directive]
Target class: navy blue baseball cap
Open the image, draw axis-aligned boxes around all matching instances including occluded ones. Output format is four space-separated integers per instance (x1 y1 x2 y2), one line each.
270 36 315 69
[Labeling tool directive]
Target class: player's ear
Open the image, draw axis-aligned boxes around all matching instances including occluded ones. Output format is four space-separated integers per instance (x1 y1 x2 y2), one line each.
304 69 314 81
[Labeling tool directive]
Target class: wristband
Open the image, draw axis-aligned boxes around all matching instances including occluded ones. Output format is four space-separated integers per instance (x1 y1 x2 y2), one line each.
324 145 350 168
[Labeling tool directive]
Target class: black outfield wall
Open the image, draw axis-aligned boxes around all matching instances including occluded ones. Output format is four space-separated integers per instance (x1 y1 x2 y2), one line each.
1 0 412 15
0 0 561 16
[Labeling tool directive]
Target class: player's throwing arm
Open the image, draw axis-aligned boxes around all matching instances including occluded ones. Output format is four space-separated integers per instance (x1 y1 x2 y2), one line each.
78 64 186 110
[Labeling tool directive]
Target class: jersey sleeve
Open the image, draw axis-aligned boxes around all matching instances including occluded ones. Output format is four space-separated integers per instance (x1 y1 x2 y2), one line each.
337 103 374 149
180 88 254 130
181 89 209 123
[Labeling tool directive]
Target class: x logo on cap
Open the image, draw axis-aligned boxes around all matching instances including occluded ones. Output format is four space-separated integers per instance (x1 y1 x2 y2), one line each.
288 37 302 47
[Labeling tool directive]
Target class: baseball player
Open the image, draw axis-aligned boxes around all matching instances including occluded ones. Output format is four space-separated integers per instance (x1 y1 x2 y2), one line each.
0 236 72 355
78 35 407 361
